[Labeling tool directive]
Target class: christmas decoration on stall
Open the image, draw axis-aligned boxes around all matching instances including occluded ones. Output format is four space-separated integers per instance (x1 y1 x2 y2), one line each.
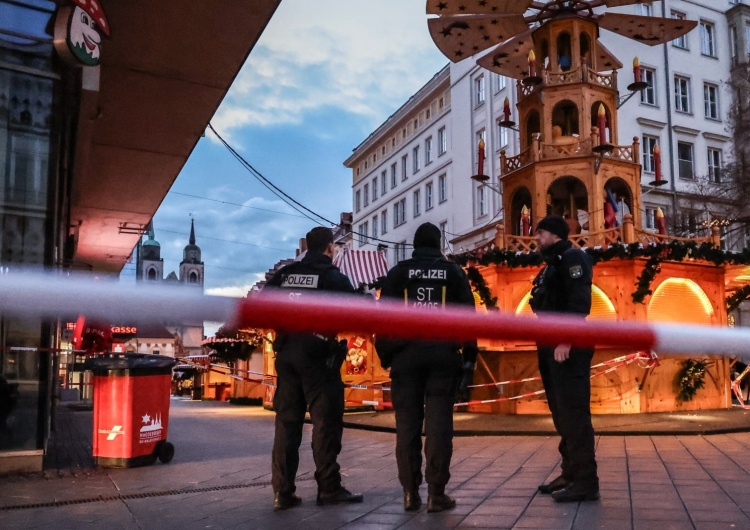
203 326 264 364
675 359 712 404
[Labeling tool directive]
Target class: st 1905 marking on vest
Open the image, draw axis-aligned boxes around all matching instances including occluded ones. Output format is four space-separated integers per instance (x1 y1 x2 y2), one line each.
405 285 447 309
281 274 319 288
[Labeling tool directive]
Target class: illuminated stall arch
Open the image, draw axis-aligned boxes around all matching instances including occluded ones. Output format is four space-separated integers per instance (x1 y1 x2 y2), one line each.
648 278 714 324
515 285 616 321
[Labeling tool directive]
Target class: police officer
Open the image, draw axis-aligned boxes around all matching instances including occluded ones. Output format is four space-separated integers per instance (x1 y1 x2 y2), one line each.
264 227 363 510
530 215 600 503
377 222 477 513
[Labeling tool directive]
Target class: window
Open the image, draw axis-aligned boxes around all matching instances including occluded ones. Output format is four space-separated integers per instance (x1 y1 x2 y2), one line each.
413 190 421 217
674 76 691 113
358 222 368 246
439 221 448 249
425 182 434 210
372 216 378 239
372 177 378 201
700 21 716 57
425 137 433 165
642 135 658 173
412 146 421 173
498 120 509 148
731 25 738 65
363 183 369 206
396 241 407 262
394 198 406 227
747 22 750 55
681 211 698 235
677 142 694 180
381 211 388 234
672 12 688 49
438 127 447 155
401 155 408 181
636 3 651 16
640 67 656 105
391 163 397 188
644 207 656 230
381 170 387 196
707 148 722 183
355 190 361 212
704 83 719 119
495 74 506 93
474 75 485 106
438 174 447 203
477 186 488 217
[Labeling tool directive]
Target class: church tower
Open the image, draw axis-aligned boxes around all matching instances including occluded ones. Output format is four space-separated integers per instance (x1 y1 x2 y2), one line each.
179 219 204 289
139 221 164 281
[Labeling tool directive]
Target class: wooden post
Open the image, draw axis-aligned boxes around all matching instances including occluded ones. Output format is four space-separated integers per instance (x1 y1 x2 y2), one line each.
711 226 721 247
623 213 635 244
495 223 506 250
590 126 598 152
532 133 541 162
632 136 640 164
500 149 507 176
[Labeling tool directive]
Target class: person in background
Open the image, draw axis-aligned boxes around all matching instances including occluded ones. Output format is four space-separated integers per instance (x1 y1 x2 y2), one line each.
376 222 478 513
264 227 363 511
530 215 599 503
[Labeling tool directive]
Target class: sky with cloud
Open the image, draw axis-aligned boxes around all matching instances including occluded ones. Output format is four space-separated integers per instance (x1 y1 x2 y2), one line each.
122 1 448 299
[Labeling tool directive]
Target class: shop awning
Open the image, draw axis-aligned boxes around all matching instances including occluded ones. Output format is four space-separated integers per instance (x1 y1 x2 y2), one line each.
333 248 389 290
70 0 281 273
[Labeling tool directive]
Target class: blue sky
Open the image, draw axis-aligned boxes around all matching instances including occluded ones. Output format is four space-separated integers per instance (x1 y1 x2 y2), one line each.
122 0 448 297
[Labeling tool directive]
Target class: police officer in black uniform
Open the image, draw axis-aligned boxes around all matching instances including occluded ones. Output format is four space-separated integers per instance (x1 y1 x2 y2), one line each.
377 222 477 513
264 227 363 510
530 215 600 503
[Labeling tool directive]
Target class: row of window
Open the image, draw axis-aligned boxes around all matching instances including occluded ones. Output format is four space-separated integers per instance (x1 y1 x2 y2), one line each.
474 73 508 108
638 67 721 120
642 135 723 182
355 91 449 177
637 6 719 59
357 175 449 246
354 128 448 213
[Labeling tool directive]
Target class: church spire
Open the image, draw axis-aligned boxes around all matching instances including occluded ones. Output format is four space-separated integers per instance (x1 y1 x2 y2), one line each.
189 218 196 245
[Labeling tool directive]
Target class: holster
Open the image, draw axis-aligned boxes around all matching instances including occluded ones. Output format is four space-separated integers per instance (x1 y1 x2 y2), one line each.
325 339 348 372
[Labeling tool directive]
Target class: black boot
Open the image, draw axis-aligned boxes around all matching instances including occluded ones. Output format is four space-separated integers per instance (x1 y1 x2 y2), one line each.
552 482 600 503
427 485 456 513
316 486 364 506
273 492 302 511
538 475 571 494
404 490 422 511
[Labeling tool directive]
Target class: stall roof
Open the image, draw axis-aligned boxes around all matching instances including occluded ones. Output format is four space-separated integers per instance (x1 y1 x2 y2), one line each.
333 248 389 290
70 0 281 273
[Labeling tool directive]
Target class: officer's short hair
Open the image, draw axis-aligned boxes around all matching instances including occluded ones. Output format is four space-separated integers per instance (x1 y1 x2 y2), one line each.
306 227 334 253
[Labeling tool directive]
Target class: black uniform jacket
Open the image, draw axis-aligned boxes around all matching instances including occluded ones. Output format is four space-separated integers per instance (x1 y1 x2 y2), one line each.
529 239 593 317
376 247 478 368
264 252 354 356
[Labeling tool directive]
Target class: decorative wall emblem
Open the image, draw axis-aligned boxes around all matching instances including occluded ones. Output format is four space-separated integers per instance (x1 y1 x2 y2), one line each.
53 0 110 67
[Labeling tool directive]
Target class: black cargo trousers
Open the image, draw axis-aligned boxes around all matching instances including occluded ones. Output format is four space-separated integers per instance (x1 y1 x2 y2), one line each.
537 345 598 486
390 344 462 492
271 338 345 497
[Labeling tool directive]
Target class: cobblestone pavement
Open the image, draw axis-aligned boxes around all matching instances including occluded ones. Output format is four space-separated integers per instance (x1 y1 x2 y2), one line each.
1 399 749 529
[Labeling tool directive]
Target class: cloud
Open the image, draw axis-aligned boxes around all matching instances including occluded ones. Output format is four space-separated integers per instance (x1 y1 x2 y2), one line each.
211 0 447 138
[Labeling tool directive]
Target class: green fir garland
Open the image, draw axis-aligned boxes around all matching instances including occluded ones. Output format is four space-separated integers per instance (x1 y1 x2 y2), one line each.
360 241 750 312
726 284 750 313
450 241 750 310
675 359 711 404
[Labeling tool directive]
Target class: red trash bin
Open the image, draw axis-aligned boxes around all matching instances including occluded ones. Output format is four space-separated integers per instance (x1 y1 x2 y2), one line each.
86 353 177 468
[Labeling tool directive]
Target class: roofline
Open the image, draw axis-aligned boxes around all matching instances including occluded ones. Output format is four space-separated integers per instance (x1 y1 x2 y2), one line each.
344 63 450 167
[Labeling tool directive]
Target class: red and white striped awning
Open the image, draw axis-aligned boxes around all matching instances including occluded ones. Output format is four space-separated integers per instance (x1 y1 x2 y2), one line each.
333 248 389 289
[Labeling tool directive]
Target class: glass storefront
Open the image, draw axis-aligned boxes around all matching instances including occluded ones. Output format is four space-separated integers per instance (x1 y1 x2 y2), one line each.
0 0 60 454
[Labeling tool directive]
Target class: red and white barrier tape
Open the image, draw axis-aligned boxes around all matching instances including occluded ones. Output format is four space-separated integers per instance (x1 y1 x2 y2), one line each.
1 272 749 359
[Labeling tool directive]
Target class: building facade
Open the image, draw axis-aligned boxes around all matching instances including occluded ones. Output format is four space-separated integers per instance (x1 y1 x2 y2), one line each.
0 0 278 474
347 1 750 263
